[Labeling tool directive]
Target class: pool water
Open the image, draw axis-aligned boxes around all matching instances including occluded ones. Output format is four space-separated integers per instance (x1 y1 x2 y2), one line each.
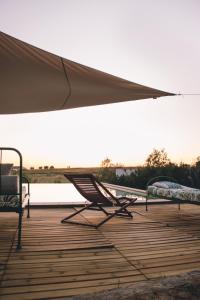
30 183 87 205
29 183 143 205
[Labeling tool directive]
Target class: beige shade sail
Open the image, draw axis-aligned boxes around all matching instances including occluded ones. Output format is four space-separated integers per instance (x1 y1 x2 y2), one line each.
0 31 174 114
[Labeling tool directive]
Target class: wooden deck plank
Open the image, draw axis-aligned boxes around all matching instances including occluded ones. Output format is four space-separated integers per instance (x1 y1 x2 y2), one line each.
0 274 146 295
0 284 118 300
1 269 141 287
1 204 200 299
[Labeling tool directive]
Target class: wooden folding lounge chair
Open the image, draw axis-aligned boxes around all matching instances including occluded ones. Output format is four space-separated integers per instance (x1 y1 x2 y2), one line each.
61 173 137 228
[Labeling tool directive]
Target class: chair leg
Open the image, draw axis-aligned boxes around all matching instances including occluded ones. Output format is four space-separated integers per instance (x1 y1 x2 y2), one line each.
61 200 136 228
88 204 110 216
116 198 137 218
61 203 93 223
111 207 133 218
27 198 30 218
17 212 22 250
146 197 148 211
96 200 136 228
120 206 133 217
96 205 110 216
117 210 133 218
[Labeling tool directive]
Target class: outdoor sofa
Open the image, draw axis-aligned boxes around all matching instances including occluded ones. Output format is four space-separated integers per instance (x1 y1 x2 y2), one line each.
0 147 30 249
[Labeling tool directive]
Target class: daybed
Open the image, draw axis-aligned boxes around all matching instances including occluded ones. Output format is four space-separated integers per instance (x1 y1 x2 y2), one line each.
146 176 200 211
0 147 30 249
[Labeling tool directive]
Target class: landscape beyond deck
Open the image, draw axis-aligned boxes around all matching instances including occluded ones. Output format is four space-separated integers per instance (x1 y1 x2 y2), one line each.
1 204 200 299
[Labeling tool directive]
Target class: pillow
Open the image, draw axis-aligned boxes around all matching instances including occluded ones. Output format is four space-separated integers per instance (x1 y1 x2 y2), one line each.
0 163 13 175
0 175 19 195
152 181 182 189
163 181 182 189
152 181 169 189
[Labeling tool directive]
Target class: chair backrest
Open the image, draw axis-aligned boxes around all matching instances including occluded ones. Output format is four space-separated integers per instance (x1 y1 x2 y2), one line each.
64 173 115 205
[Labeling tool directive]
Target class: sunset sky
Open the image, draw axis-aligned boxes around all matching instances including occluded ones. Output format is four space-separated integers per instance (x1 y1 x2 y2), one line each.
0 0 200 168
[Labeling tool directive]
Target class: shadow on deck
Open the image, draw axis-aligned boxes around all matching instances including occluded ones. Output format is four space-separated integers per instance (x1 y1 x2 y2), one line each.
1 203 200 299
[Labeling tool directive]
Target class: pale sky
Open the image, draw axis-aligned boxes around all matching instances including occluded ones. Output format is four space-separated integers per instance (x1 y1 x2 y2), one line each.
0 0 200 168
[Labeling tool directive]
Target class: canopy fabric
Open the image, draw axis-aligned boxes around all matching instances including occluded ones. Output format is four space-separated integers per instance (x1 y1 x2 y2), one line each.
0 31 174 114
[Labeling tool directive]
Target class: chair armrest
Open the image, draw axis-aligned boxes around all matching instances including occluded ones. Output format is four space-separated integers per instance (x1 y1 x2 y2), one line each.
22 176 30 196
117 196 137 203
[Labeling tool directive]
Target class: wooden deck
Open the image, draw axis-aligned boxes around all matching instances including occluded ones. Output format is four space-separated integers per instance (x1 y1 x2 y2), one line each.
1 203 200 299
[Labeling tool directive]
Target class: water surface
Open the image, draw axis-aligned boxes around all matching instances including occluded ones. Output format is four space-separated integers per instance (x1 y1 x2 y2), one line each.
30 183 87 205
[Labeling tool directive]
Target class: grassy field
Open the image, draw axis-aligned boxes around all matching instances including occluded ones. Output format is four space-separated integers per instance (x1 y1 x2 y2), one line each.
23 167 101 183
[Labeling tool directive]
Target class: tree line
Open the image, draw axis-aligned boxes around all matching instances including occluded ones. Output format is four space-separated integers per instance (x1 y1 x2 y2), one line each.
97 149 200 190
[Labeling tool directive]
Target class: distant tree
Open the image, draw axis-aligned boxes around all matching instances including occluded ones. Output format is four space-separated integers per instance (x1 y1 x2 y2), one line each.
115 162 124 167
39 166 43 170
44 166 49 170
146 149 171 167
98 158 116 183
50 166 54 169
101 158 113 168
191 156 200 188
30 167 34 170
195 156 200 168
100 158 123 168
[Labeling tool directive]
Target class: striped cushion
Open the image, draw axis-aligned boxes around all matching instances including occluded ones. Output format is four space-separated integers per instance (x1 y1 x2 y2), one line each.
0 195 19 208
0 186 27 208
148 185 200 202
